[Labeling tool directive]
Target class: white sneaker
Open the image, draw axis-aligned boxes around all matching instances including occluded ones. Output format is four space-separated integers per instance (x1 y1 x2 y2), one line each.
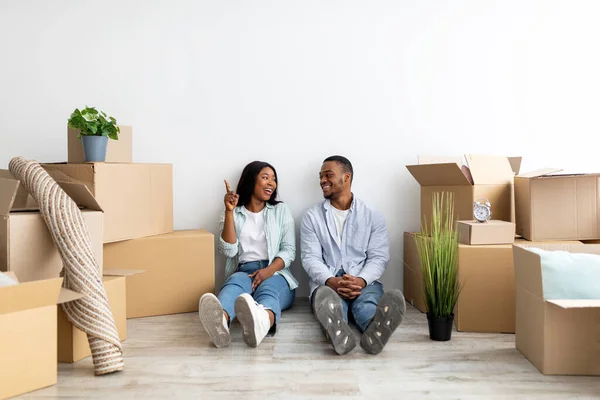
234 293 272 347
199 293 231 348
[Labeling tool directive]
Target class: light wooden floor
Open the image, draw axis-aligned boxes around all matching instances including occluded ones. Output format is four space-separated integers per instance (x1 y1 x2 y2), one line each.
23 299 600 399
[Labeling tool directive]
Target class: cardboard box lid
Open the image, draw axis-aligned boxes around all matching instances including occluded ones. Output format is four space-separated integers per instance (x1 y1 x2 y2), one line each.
57 287 85 304
547 299 600 309
406 162 472 186
517 168 564 179
508 157 522 176
407 154 516 186
0 277 83 314
464 154 516 185
0 177 20 216
518 168 600 179
0 170 102 215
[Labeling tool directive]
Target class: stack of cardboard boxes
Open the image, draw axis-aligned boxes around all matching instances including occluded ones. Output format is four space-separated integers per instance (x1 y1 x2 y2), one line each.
512 169 600 376
44 126 216 319
0 165 110 398
0 125 216 398
43 126 216 320
404 154 600 376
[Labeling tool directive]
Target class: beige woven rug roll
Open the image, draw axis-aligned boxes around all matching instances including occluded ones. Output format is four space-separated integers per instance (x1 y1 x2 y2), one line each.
9 157 123 376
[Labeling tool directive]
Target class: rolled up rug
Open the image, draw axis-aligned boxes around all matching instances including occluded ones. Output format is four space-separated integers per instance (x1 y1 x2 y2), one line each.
9 156 123 376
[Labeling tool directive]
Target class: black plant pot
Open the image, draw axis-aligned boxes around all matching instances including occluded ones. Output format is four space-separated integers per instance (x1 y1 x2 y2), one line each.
427 313 454 341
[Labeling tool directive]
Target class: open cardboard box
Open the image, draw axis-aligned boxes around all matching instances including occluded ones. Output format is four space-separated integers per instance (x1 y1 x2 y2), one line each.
0 272 83 399
406 154 521 225
404 232 581 333
57 269 143 363
515 168 600 241
0 170 103 282
513 243 600 376
68 125 133 164
41 162 173 243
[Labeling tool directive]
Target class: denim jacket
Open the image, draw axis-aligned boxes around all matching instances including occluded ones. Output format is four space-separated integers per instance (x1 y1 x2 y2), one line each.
218 202 298 290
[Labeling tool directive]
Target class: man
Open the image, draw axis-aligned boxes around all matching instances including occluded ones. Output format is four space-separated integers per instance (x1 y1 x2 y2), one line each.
300 155 406 355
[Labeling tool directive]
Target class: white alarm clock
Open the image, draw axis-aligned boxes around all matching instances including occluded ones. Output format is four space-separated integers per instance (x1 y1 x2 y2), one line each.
473 199 491 223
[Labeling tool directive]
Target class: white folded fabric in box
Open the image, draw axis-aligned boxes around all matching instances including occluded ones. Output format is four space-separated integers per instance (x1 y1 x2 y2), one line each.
528 248 600 299
0 271 17 287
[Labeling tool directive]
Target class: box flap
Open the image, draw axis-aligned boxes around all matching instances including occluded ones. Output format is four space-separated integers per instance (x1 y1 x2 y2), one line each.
512 245 544 297
508 157 522 175
57 181 103 211
0 169 40 210
0 169 15 180
57 288 84 304
43 165 79 183
103 268 145 276
465 155 515 184
406 163 471 186
0 178 19 216
547 299 600 309
0 168 101 212
517 168 563 179
0 277 63 314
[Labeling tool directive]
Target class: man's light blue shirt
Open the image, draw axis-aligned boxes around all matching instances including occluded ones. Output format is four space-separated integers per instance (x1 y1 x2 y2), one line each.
300 195 390 297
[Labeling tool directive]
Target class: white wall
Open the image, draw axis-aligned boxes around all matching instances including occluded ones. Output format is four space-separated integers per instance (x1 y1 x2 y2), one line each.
2 0 600 296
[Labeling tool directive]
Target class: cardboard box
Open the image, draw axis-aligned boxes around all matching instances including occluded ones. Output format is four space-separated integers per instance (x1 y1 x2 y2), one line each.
0 276 82 399
68 125 133 163
403 232 425 312
515 169 600 241
458 220 516 245
41 162 173 243
403 232 580 333
0 171 103 282
103 230 214 318
406 154 521 225
456 242 516 333
57 276 126 363
513 244 600 375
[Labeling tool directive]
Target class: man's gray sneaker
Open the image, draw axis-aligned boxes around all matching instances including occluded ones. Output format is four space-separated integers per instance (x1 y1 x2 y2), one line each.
313 285 356 355
360 289 406 355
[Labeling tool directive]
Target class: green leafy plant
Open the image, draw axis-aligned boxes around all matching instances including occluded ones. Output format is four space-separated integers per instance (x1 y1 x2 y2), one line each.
414 192 461 318
67 106 120 140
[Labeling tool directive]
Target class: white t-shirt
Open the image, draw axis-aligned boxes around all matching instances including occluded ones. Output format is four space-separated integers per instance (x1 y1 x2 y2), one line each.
238 206 269 263
331 206 350 243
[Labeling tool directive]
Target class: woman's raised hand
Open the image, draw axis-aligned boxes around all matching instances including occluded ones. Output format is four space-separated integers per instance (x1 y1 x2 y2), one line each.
224 180 239 212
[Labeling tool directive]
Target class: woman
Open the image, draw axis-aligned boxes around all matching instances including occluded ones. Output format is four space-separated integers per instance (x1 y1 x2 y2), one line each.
199 161 298 348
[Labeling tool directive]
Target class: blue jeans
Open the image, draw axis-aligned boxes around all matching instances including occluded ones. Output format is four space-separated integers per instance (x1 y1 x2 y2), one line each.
217 260 295 334
313 269 384 333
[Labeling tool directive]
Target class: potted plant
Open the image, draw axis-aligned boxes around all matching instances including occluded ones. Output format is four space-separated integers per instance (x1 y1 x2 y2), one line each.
67 106 120 162
414 191 461 341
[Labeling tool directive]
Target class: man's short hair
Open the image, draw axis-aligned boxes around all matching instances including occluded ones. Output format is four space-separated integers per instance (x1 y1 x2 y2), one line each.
323 155 353 182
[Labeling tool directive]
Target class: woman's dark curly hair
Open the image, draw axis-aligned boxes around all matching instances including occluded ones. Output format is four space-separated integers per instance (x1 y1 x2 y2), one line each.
236 161 281 206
